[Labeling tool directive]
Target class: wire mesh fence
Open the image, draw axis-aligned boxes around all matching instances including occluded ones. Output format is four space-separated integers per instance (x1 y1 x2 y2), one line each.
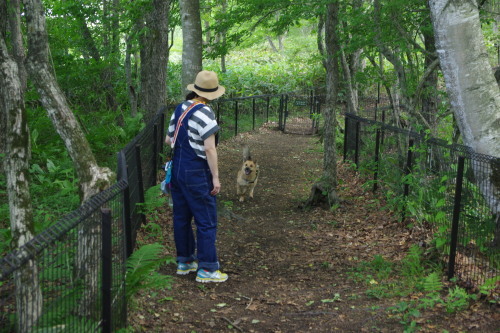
215 94 283 140
344 113 500 289
0 181 128 332
1 93 498 332
0 107 166 332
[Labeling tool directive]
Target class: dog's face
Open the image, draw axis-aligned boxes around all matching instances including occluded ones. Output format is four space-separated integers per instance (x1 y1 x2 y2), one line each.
242 159 257 176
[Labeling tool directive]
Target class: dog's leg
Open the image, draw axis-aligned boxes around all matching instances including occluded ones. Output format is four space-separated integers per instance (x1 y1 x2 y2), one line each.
239 185 247 202
249 180 257 199
237 185 244 202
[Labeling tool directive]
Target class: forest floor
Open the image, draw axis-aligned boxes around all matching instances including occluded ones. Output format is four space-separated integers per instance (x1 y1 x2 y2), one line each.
129 120 499 333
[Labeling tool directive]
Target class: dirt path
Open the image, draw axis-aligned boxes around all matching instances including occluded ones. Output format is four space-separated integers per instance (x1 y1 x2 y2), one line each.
130 124 498 332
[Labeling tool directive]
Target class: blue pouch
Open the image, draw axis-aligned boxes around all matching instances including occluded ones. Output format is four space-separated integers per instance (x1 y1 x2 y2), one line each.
160 161 172 194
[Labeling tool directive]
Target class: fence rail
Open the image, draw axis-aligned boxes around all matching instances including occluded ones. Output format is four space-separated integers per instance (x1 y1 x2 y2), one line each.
0 93 498 332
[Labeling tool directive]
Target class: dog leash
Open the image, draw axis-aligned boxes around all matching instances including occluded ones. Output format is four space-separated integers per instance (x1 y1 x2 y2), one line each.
171 101 203 149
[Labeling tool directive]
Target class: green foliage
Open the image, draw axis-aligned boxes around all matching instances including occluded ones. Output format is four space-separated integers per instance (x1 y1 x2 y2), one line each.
418 272 442 293
352 248 478 331
444 286 477 313
126 243 173 300
479 276 500 304
401 245 425 283
201 24 324 96
137 185 168 221
83 111 145 165
388 301 421 333
369 255 393 280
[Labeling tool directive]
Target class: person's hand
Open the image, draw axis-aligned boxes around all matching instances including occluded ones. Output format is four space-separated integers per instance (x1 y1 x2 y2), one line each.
211 177 221 196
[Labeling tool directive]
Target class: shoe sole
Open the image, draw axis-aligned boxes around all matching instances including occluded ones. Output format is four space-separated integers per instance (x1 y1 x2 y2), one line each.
196 276 228 283
177 268 197 275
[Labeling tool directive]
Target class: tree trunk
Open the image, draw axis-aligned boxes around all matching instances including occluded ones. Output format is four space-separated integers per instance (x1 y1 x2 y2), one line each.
125 34 138 117
0 32 42 332
429 0 500 243
340 47 358 114
180 0 203 98
0 1 6 175
421 5 439 128
278 35 284 51
70 4 119 113
373 0 411 109
220 0 228 73
305 2 340 209
23 0 114 317
316 13 326 69
140 0 171 120
1 0 26 175
267 36 279 52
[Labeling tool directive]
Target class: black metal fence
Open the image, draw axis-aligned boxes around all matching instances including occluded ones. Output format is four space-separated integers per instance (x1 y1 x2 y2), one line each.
0 95 288 332
0 108 166 332
1 92 498 332
344 112 500 289
215 92 320 138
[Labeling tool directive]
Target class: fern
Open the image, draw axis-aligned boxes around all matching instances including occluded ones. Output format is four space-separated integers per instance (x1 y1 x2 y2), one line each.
445 286 477 313
420 272 442 293
126 243 173 299
401 245 425 281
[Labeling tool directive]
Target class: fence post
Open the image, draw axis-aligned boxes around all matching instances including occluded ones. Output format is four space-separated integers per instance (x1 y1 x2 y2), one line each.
252 98 256 130
101 208 112 333
234 100 239 137
266 96 270 123
117 151 133 258
283 94 288 132
373 129 381 192
152 124 158 186
343 116 349 163
309 90 314 118
381 109 386 144
135 145 146 225
279 95 283 131
448 156 465 280
401 139 414 222
354 121 360 168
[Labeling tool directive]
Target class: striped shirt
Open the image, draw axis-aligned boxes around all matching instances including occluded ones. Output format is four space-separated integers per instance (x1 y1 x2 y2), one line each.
167 100 220 160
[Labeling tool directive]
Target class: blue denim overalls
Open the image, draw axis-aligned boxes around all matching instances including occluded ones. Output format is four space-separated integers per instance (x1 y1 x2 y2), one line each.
170 103 220 272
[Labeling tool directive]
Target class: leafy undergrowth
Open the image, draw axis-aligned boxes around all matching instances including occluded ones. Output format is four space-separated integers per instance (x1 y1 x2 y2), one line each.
129 122 498 333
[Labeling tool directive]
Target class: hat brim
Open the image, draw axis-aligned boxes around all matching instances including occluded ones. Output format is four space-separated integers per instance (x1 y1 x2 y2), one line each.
187 83 225 100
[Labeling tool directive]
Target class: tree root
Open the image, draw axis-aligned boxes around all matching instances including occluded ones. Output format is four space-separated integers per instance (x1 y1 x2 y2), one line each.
301 181 340 210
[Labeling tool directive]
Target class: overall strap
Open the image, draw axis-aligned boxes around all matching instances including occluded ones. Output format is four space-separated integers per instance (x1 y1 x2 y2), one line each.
171 101 204 148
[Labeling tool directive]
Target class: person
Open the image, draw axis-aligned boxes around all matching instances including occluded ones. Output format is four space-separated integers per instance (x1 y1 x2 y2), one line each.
164 70 228 283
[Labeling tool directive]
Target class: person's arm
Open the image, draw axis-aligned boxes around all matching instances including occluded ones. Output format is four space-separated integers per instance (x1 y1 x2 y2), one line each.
204 134 220 196
165 135 172 146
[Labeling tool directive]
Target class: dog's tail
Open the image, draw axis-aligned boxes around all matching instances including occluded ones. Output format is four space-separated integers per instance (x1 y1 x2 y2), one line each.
242 145 252 161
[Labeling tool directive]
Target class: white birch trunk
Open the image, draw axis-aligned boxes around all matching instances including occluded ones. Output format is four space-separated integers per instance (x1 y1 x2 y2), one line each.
23 0 114 317
0 36 42 332
429 0 500 227
305 2 340 208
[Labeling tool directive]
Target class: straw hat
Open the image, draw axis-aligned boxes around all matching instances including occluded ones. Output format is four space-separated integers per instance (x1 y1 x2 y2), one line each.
187 70 225 100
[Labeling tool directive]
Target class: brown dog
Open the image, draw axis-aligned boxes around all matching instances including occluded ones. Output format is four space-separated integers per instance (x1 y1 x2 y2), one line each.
236 146 259 202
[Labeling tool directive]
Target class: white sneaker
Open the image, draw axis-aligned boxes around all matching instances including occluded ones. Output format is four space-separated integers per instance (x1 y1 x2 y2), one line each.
195 269 228 283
